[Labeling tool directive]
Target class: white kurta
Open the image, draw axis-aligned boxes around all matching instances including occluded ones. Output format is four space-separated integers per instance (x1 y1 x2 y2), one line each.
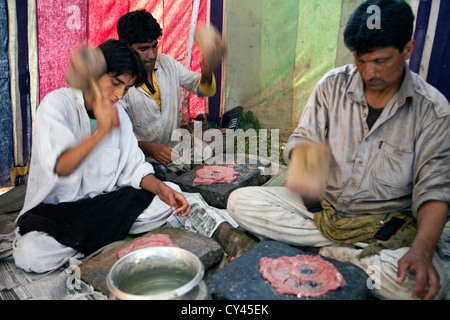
18 87 155 219
13 88 182 273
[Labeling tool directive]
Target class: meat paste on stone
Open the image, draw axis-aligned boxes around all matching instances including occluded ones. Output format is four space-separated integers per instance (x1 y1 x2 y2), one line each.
193 165 240 186
259 254 346 298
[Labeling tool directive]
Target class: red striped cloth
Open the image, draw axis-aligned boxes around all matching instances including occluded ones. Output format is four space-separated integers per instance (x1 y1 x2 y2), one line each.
88 0 129 47
136 0 208 117
37 0 88 101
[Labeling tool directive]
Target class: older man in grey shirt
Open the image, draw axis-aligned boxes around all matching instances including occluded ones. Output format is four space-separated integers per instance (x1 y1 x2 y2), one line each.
227 0 449 300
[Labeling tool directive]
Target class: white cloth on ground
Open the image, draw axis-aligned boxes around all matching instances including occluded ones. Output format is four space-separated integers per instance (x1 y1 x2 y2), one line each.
319 246 447 300
13 182 181 273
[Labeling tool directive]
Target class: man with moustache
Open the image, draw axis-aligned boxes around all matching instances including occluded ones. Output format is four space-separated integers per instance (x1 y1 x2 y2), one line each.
227 0 450 300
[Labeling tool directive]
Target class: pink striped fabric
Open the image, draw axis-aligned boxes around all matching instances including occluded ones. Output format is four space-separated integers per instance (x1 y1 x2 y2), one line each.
37 0 88 101
37 0 207 116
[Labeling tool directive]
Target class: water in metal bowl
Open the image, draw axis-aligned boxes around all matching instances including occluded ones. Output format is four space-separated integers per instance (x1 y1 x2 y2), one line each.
107 246 206 300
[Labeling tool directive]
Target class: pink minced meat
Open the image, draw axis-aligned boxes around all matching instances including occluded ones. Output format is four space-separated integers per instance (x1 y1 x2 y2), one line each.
259 254 346 298
193 165 240 186
117 234 179 259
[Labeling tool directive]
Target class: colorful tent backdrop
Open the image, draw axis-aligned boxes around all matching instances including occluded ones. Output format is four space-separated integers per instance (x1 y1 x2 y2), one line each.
1 0 449 188
0 0 212 188
222 0 450 141
38 0 208 112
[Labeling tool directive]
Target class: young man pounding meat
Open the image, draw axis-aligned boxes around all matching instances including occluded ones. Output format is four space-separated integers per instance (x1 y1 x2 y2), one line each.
13 40 190 273
116 10 225 175
228 0 449 300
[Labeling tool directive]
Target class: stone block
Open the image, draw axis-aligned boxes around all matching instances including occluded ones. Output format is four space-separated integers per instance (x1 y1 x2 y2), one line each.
79 227 223 297
206 241 368 300
173 161 270 209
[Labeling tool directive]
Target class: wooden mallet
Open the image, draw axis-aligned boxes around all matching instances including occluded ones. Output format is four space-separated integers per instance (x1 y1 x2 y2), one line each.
65 46 106 100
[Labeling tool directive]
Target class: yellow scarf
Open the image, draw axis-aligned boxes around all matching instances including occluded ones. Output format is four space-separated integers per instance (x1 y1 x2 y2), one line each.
141 69 161 111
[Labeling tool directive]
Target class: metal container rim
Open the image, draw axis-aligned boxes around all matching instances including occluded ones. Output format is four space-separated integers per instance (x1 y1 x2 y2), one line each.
106 246 204 300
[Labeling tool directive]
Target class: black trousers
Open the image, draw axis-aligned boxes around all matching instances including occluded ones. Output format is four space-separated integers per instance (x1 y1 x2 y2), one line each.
17 187 155 255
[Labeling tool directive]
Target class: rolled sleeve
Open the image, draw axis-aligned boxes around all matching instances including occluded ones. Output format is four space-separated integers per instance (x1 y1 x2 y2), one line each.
198 73 216 97
131 161 155 189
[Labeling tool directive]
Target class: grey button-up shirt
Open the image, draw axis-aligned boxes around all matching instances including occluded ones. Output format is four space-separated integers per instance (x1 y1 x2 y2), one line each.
284 64 450 218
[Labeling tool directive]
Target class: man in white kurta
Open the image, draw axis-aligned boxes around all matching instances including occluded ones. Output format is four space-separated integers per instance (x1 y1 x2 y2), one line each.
117 10 223 171
13 87 184 273
13 40 190 273
120 53 215 149
21 88 154 213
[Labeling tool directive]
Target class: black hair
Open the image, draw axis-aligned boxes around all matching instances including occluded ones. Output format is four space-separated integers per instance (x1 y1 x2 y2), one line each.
344 0 414 54
117 10 163 45
97 39 147 87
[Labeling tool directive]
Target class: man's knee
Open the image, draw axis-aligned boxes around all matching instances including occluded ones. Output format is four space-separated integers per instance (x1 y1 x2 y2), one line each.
227 187 251 219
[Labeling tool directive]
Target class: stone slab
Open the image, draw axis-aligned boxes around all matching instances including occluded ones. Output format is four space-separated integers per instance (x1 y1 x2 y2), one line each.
0 184 26 215
206 241 368 300
173 162 270 209
79 227 223 297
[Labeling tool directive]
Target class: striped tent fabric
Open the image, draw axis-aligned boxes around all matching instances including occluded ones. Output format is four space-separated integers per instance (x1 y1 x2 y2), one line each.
0 0 14 187
36 0 208 127
12 0 32 169
0 0 208 188
4 0 33 187
36 0 88 102
0 0 448 188
423 0 449 101
410 0 450 100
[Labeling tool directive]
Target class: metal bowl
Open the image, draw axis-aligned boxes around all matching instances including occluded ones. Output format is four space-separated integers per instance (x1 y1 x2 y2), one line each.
107 246 205 300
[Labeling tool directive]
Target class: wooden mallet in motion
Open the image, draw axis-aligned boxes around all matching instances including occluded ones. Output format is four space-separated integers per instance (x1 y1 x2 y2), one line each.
65 46 107 100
